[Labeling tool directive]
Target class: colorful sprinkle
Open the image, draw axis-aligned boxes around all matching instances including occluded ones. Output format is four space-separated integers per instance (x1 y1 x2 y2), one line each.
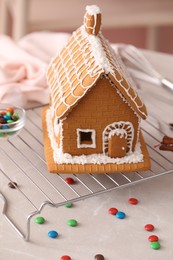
144 224 154 231
116 211 126 219
128 198 138 205
48 230 58 238
35 216 45 224
67 219 78 227
148 235 159 242
108 207 118 215
150 241 160 250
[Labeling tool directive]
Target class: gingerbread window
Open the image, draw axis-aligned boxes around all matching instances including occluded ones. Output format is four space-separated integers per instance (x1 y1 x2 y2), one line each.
77 129 96 148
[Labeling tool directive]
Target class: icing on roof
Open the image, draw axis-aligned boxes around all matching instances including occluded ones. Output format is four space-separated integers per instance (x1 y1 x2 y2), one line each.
47 25 147 120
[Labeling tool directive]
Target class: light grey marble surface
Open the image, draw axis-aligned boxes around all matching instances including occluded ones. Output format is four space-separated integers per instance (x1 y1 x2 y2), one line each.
0 50 173 260
1 173 173 260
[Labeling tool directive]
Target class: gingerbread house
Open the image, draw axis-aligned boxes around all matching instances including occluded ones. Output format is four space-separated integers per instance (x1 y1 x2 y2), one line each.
42 5 150 173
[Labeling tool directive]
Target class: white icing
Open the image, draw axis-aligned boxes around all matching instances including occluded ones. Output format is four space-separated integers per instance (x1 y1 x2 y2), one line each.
81 27 114 74
84 5 101 35
105 75 140 121
77 128 96 148
47 25 147 120
102 121 134 154
86 5 101 15
108 129 127 139
46 108 143 165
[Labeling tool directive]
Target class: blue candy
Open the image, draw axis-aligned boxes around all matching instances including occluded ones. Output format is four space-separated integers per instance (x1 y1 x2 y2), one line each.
116 211 126 219
1 125 9 129
3 115 11 120
48 230 58 238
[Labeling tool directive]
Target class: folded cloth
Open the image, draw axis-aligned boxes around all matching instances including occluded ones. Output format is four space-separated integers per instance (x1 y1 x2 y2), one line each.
0 32 70 107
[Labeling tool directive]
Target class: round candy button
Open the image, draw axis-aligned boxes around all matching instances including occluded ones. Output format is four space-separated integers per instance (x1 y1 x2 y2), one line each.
108 207 118 215
116 211 126 219
60 256 71 260
64 203 73 208
94 254 105 260
67 219 78 227
35 216 45 224
65 177 75 184
150 241 160 250
144 224 154 231
6 107 14 114
48 230 58 238
148 235 159 242
128 198 138 205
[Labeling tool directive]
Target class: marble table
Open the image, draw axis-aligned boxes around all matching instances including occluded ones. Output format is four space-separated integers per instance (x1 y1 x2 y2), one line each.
0 49 173 260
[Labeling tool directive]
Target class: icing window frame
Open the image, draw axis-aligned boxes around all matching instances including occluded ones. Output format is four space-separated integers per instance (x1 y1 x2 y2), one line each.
77 129 96 148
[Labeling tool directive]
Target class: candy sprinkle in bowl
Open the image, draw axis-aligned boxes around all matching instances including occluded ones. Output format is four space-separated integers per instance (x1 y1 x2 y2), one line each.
0 104 26 139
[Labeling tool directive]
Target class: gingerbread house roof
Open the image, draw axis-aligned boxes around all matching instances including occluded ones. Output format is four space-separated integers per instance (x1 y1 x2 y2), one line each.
47 5 147 120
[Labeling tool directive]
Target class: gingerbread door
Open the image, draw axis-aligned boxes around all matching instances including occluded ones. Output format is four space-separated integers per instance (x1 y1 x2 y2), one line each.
108 134 128 158
103 121 134 157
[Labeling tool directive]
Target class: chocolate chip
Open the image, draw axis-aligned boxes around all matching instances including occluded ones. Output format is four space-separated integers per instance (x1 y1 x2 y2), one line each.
8 181 18 189
0 118 6 124
94 255 105 260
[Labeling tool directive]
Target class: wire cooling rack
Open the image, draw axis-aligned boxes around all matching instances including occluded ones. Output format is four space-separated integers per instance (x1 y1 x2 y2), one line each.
0 106 173 241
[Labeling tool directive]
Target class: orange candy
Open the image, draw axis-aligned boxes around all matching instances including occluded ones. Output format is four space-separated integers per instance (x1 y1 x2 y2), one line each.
6 107 14 114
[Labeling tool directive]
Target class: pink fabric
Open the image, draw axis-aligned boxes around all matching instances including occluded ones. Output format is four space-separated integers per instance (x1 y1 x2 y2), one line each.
0 32 70 107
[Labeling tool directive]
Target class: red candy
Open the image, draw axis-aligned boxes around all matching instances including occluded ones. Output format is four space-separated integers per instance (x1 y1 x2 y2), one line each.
65 177 75 184
128 198 138 205
0 111 6 115
108 207 118 215
144 224 154 231
60 256 71 260
148 235 159 242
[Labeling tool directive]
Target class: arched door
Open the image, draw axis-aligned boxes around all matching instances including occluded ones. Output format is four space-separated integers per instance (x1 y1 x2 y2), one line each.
103 121 134 158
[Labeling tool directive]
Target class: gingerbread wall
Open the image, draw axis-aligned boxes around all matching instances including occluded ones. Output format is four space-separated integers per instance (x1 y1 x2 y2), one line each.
61 76 139 156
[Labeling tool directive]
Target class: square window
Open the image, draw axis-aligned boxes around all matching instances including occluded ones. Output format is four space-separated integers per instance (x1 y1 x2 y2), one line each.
80 131 92 144
77 129 96 148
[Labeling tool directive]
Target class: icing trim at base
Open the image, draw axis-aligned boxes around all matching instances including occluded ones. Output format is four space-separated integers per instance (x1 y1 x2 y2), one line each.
46 108 144 165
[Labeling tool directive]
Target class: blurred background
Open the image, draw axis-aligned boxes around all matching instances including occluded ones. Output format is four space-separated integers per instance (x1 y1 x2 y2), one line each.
0 0 173 53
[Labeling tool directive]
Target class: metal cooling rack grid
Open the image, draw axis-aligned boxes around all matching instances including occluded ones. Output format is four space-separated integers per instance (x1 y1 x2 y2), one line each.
0 106 172 241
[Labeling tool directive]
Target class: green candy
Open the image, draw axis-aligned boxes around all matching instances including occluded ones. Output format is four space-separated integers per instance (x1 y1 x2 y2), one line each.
67 219 78 227
64 203 73 208
7 119 14 123
8 131 16 136
12 112 19 120
150 241 160 250
35 216 45 224
6 111 12 117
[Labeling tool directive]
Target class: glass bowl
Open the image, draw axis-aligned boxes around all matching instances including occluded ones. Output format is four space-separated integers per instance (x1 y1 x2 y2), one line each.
0 103 26 139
